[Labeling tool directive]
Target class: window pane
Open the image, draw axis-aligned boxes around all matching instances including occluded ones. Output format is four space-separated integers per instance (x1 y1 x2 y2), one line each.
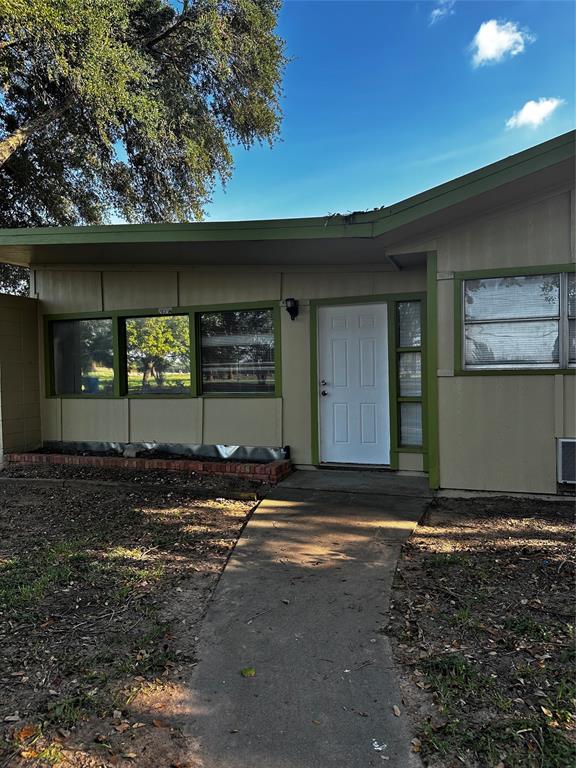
569 319 576 364
464 275 559 321
53 319 114 395
399 352 422 397
400 402 422 446
126 316 191 394
200 309 275 394
569 273 576 318
465 320 559 367
397 302 421 347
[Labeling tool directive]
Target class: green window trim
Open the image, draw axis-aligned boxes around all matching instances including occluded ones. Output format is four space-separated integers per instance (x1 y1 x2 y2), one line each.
309 292 428 470
453 263 576 376
44 301 283 399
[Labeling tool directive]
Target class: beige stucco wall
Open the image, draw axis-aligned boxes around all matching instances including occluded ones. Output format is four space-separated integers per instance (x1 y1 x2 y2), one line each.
0 295 41 453
29 184 574 492
430 188 575 494
33 265 425 466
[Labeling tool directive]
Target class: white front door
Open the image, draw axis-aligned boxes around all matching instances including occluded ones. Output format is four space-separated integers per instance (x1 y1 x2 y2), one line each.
318 303 390 465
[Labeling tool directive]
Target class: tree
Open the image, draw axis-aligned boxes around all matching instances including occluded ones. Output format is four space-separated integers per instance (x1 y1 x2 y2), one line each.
0 0 286 294
126 315 190 387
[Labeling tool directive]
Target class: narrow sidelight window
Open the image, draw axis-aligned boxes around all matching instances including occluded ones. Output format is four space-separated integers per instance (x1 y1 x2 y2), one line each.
125 315 191 394
396 301 423 447
52 318 114 395
199 309 275 394
569 272 576 366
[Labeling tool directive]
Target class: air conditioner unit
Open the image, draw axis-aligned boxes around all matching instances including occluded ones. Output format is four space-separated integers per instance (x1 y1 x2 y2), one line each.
557 439 576 484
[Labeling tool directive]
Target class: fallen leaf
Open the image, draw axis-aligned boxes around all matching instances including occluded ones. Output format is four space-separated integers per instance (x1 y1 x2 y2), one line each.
15 725 37 742
19 750 39 759
240 667 256 678
114 722 130 733
152 719 169 728
541 706 553 718
122 753 138 760
392 705 401 717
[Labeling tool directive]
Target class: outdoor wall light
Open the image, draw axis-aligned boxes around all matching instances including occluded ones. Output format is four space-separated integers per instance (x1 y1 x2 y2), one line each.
284 297 299 321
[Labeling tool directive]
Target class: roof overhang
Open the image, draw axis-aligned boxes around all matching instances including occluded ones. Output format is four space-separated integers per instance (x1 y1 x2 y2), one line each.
0 130 573 269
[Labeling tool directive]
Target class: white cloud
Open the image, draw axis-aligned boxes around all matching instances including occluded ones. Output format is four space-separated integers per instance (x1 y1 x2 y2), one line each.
471 19 535 67
506 98 565 129
430 0 456 25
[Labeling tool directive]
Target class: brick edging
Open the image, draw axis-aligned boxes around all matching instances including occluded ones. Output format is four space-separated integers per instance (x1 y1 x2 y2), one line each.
5 453 293 484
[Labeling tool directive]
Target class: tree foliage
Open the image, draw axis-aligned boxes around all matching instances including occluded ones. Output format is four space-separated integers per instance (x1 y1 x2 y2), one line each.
126 315 190 385
0 0 286 294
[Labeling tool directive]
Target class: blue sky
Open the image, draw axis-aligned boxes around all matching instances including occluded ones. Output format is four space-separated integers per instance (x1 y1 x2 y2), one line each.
206 0 575 221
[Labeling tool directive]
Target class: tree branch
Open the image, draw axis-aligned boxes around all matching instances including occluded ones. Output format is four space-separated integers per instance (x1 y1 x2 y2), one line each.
144 10 195 50
0 100 72 167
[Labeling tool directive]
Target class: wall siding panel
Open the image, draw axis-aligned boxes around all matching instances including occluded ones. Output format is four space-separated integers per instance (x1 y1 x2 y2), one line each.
37 270 102 314
103 271 178 310
129 399 202 444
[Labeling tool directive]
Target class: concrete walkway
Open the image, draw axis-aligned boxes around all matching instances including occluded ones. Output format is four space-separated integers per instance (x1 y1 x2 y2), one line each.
184 471 431 768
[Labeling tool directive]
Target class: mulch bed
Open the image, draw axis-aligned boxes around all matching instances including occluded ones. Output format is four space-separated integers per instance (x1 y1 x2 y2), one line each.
389 496 576 768
1 462 265 497
0 471 255 767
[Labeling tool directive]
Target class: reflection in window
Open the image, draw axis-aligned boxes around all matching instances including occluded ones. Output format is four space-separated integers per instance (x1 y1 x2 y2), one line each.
125 316 191 394
464 275 561 369
397 302 422 347
399 352 422 397
200 309 275 394
400 403 423 446
52 319 114 395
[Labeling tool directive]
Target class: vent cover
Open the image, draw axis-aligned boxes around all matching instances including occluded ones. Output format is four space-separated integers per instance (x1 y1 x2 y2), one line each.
557 439 576 484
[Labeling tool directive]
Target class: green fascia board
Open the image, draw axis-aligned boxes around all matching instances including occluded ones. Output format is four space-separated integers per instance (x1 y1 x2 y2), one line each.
371 130 575 237
0 131 573 251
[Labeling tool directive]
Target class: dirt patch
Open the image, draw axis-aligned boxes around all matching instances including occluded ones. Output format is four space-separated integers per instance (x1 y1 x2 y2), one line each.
0 472 255 767
1 462 264 496
389 496 575 768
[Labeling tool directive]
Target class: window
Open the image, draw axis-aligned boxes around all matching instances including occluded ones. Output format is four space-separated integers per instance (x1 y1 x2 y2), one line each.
52 318 114 395
199 309 275 394
463 272 575 370
396 301 423 447
569 272 576 366
125 315 191 394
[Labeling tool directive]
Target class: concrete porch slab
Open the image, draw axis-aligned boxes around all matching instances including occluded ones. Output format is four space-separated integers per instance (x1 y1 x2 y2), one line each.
279 468 432 497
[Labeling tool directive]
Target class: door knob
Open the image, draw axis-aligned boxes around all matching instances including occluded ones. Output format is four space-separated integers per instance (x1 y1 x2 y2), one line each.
321 379 327 385
321 390 328 396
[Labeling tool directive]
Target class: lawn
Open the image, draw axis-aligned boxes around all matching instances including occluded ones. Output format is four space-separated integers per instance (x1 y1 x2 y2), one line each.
389 496 575 768
0 469 256 767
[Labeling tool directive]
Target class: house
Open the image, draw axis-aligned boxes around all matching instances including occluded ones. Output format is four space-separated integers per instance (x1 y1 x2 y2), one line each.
0 131 574 494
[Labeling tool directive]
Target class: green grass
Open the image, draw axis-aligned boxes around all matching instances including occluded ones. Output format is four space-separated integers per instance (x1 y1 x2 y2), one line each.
0 541 90 611
425 717 575 768
421 654 492 706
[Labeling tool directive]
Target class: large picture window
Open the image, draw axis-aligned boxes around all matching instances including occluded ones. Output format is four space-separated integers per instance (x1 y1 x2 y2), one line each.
463 273 574 369
52 318 114 395
125 315 191 394
199 309 275 394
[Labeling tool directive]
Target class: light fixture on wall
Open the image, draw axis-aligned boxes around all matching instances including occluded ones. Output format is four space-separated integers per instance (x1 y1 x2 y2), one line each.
284 297 299 321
